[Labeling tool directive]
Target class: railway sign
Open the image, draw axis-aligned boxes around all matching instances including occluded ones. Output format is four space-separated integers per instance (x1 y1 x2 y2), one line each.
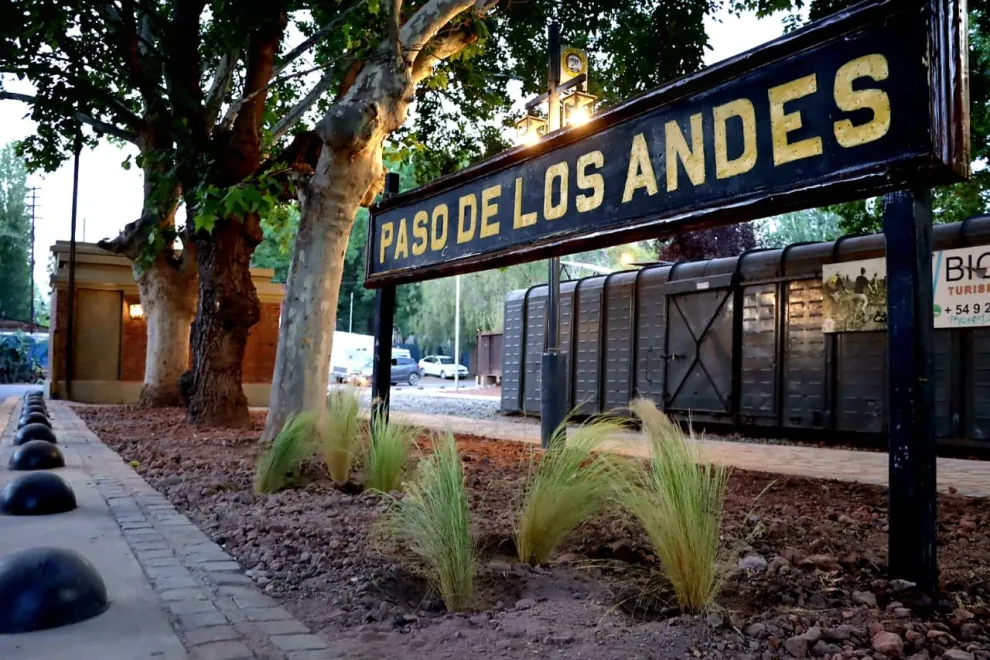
366 0 969 287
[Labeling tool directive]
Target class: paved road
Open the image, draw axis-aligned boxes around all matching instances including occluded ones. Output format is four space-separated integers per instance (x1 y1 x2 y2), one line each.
397 411 990 499
0 383 42 399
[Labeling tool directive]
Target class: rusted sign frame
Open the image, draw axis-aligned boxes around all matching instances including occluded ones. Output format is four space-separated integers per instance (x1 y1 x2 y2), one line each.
364 0 969 289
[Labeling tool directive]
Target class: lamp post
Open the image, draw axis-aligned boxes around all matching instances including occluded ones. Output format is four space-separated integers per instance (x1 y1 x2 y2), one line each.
513 23 597 448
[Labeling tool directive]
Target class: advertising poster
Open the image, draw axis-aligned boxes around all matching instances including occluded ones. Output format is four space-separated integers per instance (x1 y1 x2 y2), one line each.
822 258 888 333
933 246 990 328
822 246 990 333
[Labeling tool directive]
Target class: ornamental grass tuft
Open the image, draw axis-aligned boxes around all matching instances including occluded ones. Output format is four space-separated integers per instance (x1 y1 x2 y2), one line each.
254 412 319 494
320 386 361 484
386 429 474 611
515 416 624 566
614 398 729 613
365 410 418 493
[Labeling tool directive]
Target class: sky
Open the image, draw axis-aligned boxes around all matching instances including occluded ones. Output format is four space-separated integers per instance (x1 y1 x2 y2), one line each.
0 7 793 289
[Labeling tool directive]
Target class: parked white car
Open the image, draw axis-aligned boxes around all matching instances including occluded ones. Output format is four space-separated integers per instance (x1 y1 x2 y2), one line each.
418 355 468 379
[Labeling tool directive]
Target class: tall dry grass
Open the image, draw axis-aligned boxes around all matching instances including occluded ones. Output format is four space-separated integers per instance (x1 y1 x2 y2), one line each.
254 412 318 494
320 387 361 484
385 429 474 611
515 417 623 565
365 411 418 493
614 399 729 613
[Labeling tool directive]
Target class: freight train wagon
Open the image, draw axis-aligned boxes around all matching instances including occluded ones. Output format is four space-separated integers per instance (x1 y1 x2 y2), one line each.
501 217 990 447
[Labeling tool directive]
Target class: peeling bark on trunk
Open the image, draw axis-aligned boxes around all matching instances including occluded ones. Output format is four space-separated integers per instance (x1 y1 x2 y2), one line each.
264 149 378 441
180 214 263 426
136 257 197 406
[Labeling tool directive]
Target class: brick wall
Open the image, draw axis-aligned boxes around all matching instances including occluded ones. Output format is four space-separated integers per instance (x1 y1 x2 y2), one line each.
120 294 147 381
243 302 280 383
51 289 281 385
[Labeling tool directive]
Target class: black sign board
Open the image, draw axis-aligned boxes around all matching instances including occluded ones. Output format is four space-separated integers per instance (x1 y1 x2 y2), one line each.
365 0 968 287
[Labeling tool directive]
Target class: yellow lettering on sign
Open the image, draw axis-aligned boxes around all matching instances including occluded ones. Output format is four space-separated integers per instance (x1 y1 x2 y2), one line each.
713 98 757 180
412 210 429 256
394 217 409 260
431 204 448 251
513 178 537 229
544 162 569 220
834 54 891 148
622 133 658 203
457 194 477 244
666 113 706 192
769 74 823 166
379 222 394 264
480 185 501 238
576 151 604 213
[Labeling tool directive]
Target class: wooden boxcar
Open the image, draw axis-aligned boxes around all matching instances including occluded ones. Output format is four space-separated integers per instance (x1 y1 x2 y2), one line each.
501 217 990 445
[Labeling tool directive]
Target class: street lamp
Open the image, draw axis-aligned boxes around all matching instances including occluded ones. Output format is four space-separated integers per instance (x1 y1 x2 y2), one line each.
510 23 601 448
514 115 548 146
562 90 597 126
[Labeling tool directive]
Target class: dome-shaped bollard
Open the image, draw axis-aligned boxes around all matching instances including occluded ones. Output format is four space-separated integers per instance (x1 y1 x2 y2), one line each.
23 398 46 409
0 547 109 633
22 390 44 400
21 404 48 418
14 423 57 446
0 473 76 515
8 441 65 471
18 412 52 429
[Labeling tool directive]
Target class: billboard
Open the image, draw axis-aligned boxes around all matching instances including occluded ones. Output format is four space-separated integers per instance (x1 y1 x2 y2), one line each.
822 246 990 332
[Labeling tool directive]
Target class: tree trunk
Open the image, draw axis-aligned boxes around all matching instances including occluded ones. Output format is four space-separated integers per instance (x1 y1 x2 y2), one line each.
262 152 375 442
180 214 263 426
136 256 197 406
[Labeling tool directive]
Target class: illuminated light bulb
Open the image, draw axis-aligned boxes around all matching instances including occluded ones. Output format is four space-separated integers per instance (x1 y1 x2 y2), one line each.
567 105 591 126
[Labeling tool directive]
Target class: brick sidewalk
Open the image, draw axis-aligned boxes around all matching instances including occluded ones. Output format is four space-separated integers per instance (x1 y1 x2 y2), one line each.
0 398 340 660
396 411 990 498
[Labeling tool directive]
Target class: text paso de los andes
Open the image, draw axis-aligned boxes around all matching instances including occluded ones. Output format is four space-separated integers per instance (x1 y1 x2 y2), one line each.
368 8 953 284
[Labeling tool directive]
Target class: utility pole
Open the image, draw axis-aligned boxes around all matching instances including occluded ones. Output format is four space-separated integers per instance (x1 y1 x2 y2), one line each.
541 21 567 448
349 291 354 333
454 274 461 391
26 187 38 333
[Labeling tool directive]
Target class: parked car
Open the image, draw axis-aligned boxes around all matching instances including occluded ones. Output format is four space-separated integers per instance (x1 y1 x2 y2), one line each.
418 355 468 379
356 356 422 386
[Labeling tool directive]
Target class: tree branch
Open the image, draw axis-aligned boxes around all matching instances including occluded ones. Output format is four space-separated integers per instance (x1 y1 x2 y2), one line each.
399 0 487 55
0 91 35 103
411 24 478 83
204 50 238 126
76 112 139 143
273 0 367 78
270 69 335 143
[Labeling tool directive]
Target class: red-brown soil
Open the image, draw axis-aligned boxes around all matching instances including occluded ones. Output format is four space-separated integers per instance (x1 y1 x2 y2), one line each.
75 405 990 660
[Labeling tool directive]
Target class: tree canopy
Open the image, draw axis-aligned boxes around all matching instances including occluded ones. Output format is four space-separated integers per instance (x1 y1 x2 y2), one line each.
0 143 32 322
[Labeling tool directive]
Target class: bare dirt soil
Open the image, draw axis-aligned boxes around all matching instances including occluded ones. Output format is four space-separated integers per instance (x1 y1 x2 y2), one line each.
75 405 990 660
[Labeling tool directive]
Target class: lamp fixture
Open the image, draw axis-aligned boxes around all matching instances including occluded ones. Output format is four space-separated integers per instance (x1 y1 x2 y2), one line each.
514 115 548 146
562 89 598 127
128 303 144 319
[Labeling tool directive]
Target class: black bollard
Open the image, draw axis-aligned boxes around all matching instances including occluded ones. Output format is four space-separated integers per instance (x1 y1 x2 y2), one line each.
0 547 109 633
0 473 76 515
18 412 52 429
8 441 66 471
14 423 57 446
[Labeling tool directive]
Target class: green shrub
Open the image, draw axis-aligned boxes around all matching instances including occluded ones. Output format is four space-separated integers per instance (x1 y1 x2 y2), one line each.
320 387 361 484
365 411 419 493
386 429 474 610
515 417 623 565
254 412 318 494
614 399 729 613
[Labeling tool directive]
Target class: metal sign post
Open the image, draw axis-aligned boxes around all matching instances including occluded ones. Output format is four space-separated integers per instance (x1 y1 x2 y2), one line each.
542 21 567 448
371 172 401 430
883 188 938 598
